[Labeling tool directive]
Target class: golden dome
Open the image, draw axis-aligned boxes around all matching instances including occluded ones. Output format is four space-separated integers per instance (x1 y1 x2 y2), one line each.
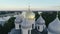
25 12 35 20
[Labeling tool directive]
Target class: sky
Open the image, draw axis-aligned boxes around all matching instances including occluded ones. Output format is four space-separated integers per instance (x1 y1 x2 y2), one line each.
0 0 60 10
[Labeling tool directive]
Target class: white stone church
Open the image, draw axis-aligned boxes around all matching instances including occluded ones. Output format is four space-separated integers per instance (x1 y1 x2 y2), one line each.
9 11 60 34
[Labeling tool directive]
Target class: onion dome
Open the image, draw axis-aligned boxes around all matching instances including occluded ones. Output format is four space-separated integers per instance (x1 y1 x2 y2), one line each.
25 12 35 20
48 16 60 34
15 15 23 23
36 16 45 25
21 12 35 29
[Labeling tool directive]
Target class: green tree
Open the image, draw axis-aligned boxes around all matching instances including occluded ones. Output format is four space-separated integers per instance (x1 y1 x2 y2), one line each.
2 17 16 34
42 12 57 27
0 24 3 34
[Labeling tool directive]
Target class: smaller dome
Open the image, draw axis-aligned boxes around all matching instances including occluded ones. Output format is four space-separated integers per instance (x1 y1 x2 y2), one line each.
36 16 45 25
15 15 23 23
21 12 26 18
48 17 60 34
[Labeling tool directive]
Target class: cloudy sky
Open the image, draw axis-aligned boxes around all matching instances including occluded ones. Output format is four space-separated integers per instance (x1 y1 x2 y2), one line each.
0 0 60 10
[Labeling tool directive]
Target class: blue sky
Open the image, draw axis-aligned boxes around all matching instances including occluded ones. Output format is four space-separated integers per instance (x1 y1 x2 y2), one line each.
0 0 60 10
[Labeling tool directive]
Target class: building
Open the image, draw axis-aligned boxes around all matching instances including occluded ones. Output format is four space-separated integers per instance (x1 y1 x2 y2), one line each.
36 12 46 32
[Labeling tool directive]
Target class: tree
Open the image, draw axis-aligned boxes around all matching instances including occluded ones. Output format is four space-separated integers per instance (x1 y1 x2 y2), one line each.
0 24 3 34
42 12 57 27
2 17 16 34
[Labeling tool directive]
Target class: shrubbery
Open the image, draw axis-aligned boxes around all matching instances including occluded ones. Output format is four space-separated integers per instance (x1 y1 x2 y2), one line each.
0 17 16 34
